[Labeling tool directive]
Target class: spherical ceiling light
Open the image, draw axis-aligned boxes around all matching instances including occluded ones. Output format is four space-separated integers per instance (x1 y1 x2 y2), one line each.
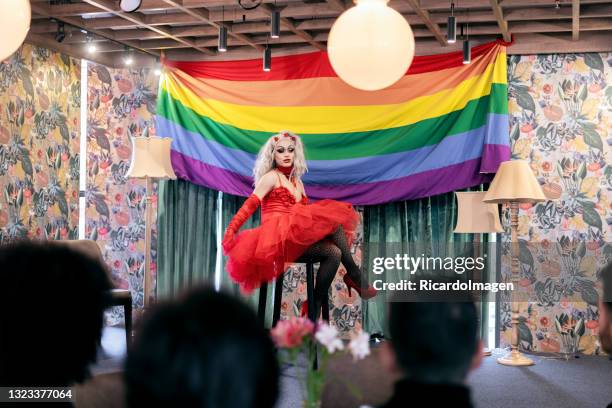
120 0 142 13
0 0 31 62
327 0 415 91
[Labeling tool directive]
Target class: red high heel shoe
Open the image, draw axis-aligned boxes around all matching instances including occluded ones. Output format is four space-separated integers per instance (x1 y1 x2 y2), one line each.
343 274 377 300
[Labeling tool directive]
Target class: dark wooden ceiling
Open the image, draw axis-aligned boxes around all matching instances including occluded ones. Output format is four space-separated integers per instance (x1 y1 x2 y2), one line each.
26 0 612 67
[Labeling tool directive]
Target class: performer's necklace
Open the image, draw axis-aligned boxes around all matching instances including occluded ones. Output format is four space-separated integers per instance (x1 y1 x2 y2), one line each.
277 165 294 179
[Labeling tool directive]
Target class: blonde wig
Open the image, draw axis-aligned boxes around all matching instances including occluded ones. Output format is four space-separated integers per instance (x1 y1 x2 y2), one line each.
253 131 308 185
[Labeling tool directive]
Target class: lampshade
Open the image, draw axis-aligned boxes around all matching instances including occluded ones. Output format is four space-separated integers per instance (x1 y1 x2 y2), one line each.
327 0 415 91
454 192 503 233
127 136 177 179
0 0 31 62
483 160 546 204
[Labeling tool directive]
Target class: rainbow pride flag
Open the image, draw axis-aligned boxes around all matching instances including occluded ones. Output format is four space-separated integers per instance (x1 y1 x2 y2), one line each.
156 40 510 205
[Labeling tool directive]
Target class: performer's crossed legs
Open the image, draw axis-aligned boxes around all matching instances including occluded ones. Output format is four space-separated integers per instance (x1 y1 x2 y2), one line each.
328 225 364 286
297 241 341 320
297 225 364 319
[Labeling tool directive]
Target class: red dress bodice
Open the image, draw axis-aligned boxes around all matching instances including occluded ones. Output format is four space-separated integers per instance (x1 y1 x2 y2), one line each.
261 186 308 222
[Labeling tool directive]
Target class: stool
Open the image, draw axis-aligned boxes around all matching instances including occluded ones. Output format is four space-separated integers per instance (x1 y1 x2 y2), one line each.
257 262 330 326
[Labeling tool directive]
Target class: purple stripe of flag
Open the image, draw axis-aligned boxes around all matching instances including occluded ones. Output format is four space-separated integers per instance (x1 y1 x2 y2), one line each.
171 151 498 205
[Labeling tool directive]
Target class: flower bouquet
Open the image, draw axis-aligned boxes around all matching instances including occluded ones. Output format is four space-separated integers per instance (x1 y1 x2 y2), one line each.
554 313 585 360
271 317 370 408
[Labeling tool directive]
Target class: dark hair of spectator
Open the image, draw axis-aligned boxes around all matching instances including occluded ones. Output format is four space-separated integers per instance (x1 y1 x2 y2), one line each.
0 241 111 386
124 287 279 408
388 290 479 384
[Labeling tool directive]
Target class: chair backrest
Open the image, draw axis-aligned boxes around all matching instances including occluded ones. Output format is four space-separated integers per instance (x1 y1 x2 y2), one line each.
52 239 111 277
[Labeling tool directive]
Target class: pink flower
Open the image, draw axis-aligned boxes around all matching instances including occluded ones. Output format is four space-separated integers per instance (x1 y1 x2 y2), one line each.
270 317 314 348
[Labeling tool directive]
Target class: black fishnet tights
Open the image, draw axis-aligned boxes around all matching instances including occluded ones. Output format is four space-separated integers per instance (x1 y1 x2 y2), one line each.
297 241 341 320
296 225 365 320
328 225 364 285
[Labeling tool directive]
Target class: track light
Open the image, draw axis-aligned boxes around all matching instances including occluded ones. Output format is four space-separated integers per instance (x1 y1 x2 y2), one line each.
263 45 271 72
462 25 471 64
86 35 96 54
218 7 227 52
153 57 161 76
218 25 228 52
463 39 471 64
447 2 456 44
120 0 142 13
124 47 133 66
271 9 280 39
55 22 66 43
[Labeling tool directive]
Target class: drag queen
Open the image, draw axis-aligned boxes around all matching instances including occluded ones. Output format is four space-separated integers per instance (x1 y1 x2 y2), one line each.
223 131 376 318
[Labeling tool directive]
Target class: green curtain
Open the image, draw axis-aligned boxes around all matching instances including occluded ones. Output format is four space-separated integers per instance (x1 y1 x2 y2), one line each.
156 179 218 299
219 192 278 326
363 188 491 342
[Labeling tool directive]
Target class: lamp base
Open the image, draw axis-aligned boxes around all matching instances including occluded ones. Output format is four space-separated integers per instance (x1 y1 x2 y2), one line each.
483 348 492 356
497 349 535 366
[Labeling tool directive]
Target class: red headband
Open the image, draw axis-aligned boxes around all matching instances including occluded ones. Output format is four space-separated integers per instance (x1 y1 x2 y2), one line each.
274 132 296 142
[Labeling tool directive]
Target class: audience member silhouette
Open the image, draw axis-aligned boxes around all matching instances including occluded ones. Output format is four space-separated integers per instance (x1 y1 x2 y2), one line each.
379 290 483 408
124 287 279 408
0 241 111 387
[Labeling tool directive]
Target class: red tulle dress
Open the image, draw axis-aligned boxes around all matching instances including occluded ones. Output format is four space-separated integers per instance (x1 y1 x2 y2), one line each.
225 185 359 294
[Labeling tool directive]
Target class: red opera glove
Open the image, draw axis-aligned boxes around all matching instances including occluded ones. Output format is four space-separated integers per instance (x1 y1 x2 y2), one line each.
222 194 260 253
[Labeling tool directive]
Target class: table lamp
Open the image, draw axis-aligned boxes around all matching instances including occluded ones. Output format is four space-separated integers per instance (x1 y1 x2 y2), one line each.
127 136 176 308
454 191 504 237
483 160 546 366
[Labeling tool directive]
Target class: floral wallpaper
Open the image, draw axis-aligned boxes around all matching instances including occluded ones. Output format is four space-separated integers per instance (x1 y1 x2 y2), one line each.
279 210 364 339
0 44 80 244
86 62 159 321
505 53 612 355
